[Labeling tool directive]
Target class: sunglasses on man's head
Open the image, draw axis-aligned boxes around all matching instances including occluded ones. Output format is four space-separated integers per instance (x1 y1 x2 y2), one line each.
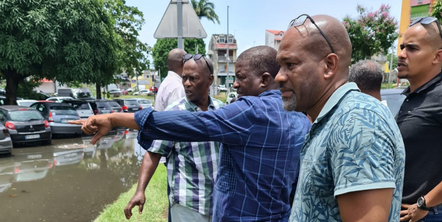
183 54 213 74
288 14 335 54
409 16 442 39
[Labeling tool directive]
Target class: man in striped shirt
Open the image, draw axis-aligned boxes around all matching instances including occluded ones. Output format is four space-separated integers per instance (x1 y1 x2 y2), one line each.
123 54 223 221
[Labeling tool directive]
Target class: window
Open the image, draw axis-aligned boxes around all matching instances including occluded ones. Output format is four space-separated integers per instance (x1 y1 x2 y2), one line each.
418 0 423 3
50 106 78 115
219 37 225 43
9 110 44 121
228 38 233 43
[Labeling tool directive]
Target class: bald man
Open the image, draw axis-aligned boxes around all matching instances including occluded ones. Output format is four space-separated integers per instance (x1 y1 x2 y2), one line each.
124 54 224 221
154 48 187 111
396 17 442 222
349 60 383 101
275 14 405 221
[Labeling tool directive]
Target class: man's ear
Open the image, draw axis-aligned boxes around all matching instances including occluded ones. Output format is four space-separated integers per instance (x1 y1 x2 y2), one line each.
260 72 271 87
324 54 339 80
208 74 214 86
433 49 442 64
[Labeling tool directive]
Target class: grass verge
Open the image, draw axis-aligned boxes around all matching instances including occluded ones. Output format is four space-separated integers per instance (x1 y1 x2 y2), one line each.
95 165 168 222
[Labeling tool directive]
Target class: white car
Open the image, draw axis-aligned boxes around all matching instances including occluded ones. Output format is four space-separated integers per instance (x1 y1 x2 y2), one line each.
226 92 238 104
133 98 154 109
17 99 38 107
46 97 75 103
133 89 152 96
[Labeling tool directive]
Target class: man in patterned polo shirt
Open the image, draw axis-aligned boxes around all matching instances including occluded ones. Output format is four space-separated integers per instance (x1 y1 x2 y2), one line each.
123 54 223 221
276 14 405 221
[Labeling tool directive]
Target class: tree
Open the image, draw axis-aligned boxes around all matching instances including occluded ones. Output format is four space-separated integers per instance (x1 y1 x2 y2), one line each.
343 4 399 63
191 0 220 24
430 0 442 21
152 38 206 78
0 0 121 104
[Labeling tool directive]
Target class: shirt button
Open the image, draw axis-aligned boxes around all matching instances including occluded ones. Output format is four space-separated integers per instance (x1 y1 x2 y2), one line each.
400 111 402 113
406 99 409 102
408 111 411 113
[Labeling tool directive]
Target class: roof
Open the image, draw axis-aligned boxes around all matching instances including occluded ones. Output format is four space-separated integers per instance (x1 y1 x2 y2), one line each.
266 30 285 35
0 105 37 111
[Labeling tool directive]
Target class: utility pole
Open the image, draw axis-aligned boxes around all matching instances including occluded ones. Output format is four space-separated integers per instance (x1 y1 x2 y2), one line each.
226 6 230 94
177 0 184 49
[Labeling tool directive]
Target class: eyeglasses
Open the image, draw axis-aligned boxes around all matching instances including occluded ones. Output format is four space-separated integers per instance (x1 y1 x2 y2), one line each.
288 14 335 54
409 17 442 39
183 54 213 74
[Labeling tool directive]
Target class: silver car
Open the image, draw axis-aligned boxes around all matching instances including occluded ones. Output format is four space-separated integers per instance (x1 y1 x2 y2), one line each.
30 102 82 135
0 106 52 146
133 98 153 109
0 124 13 155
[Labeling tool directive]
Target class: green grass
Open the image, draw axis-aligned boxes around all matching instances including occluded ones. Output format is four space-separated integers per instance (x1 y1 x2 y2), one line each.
381 83 399 89
95 165 168 222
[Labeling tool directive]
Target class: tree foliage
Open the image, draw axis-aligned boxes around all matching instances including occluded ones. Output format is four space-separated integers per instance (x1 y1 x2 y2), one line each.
0 0 121 104
191 0 220 24
430 0 442 22
343 4 399 63
152 38 206 78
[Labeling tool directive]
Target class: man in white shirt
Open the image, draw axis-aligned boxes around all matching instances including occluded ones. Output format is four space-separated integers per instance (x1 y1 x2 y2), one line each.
154 48 187 111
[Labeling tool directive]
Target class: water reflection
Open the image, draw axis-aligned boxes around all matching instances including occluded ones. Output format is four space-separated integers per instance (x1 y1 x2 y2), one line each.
0 129 147 222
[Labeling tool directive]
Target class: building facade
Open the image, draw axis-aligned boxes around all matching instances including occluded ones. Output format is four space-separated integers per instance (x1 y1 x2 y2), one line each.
265 30 285 50
398 0 437 54
207 34 237 88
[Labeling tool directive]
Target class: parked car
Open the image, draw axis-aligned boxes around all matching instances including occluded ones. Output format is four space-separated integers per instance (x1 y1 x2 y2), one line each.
133 89 153 96
13 149 53 182
226 92 238 104
0 124 13 155
57 88 95 101
46 97 75 103
102 100 123 113
62 100 94 119
113 99 143 113
380 88 406 116
108 89 121 97
218 85 228 92
133 98 153 109
0 106 51 146
17 99 38 107
88 100 115 115
30 102 82 136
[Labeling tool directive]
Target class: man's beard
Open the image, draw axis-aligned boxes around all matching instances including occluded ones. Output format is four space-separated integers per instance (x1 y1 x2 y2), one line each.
282 95 297 111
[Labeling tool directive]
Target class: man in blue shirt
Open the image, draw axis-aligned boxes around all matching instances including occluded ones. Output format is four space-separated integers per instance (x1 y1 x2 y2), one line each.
71 46 311 221
275 14 405 221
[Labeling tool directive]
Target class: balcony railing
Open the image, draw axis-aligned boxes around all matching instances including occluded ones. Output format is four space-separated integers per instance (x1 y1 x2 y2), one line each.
217 56 236 63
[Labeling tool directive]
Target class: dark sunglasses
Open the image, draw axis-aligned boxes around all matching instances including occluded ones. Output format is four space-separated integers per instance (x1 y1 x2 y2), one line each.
288 14 335 54
409 17 442 39
183 54 213 74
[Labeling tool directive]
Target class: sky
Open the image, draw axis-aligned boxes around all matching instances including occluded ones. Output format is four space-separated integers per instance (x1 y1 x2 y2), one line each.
126 0 403 63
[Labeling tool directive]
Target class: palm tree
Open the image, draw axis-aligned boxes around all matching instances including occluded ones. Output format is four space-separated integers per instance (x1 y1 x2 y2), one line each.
191 0 220 24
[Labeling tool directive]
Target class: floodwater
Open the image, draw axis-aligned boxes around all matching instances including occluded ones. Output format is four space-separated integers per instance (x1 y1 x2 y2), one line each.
0 129 146 222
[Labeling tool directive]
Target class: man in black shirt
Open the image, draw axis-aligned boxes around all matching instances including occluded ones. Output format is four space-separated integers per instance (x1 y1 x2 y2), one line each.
397 17 442 222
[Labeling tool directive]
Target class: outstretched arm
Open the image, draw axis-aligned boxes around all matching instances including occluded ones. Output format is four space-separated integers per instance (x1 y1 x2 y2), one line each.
123 151 161 220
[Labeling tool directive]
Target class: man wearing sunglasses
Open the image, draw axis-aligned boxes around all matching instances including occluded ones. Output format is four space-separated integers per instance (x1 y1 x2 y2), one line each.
71 46 311 221
396 17 442 222
276 14 405 221
124 54 223 221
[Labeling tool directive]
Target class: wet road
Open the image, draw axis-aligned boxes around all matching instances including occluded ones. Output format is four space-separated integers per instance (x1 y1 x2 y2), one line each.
0 129 145 222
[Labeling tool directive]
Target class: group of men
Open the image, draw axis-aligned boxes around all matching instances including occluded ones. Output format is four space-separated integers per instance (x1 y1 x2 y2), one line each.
70 14 442 222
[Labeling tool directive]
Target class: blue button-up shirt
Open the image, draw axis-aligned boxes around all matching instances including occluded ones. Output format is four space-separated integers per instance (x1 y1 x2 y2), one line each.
135 90 311 221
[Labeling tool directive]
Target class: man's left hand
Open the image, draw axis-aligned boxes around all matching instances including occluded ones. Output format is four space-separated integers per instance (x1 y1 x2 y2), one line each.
400 203 429 222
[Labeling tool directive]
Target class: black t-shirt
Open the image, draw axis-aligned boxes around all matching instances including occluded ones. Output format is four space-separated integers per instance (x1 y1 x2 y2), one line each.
396 72 442 204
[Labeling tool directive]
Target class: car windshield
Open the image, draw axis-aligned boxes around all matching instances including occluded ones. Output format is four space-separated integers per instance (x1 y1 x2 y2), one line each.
76 92 93 99
381 94 406 116
9 110 43 121
125 100 138 105
137 100 151 105
96 102 111 109
50 106 78 115
70 103 90 110
107 101 121 108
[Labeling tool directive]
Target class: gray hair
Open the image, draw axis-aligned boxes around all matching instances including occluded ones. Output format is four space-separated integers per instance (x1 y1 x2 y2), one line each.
349 60 383 92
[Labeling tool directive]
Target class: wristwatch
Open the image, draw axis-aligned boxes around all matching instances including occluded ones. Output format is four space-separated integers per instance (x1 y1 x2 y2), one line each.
417 196 434 211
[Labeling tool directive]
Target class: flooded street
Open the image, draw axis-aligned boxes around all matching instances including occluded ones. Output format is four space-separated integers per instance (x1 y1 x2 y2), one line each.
0 129 145 222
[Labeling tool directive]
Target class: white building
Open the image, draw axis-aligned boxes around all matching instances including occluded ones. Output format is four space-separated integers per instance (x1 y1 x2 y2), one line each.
265 30 285 50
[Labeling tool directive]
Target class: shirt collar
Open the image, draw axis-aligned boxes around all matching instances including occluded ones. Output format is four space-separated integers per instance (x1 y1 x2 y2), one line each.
184 96 217 111
315 82 360 123
401 71 442 96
